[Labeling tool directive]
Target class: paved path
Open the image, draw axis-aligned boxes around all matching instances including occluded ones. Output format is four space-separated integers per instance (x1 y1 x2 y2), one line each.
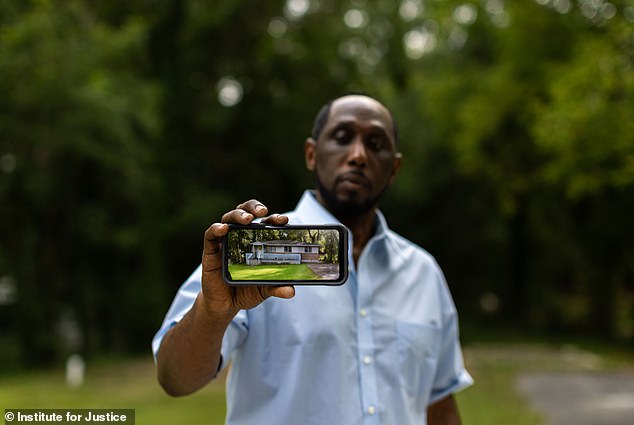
307 263 339 280
517 371 634 425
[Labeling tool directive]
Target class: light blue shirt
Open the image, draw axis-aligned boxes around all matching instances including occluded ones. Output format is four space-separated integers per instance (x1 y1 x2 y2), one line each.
153 190 473 425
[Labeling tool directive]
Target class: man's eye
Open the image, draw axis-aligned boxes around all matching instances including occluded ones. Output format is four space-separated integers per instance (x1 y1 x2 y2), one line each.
366 135 386 151
333 129 352 143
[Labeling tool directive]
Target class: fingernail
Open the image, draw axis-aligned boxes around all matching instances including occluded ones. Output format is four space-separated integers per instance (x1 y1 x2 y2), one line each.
242 212 252 218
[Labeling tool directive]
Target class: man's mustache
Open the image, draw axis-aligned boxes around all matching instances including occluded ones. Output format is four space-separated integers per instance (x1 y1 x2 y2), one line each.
335 171 372 189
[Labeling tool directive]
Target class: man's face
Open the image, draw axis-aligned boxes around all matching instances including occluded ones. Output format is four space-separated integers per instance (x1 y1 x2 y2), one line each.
305 95 402 219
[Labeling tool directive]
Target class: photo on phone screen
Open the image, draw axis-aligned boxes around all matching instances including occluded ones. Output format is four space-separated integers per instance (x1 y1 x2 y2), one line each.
222 224 348 285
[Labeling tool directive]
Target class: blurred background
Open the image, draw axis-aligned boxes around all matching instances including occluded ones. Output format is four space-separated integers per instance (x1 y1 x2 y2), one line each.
1 0 633 424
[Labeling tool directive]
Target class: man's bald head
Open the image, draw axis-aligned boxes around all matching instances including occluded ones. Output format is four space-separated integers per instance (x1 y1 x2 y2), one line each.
311 95 399 146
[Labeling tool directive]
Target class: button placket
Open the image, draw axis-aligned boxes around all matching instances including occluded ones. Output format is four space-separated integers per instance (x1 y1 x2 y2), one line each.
357 244 381 424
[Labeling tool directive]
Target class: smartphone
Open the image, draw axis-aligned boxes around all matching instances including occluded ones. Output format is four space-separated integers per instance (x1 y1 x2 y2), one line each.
221 224 349 285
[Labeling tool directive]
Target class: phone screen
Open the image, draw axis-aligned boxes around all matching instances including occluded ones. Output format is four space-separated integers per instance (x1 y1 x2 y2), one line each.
222 224 348 285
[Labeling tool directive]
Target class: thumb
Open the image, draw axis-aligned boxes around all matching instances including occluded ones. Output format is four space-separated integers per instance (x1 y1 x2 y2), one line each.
266 285 296 299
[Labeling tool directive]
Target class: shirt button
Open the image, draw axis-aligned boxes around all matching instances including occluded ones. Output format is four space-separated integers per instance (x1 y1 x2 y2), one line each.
363 355 372 365
359 309 368 317
367 405 376 415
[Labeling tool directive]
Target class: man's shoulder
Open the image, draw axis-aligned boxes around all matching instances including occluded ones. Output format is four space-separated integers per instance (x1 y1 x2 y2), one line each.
385 228 439 267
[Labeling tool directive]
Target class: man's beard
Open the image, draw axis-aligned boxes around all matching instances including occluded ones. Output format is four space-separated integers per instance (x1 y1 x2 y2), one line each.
315 170 388 220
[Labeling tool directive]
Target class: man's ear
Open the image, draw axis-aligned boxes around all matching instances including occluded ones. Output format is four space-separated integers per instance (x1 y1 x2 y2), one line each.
305 138 317 171
389 152 402 185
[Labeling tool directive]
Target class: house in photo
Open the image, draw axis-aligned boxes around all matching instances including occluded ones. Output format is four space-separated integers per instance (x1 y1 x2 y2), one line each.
245 240 321 265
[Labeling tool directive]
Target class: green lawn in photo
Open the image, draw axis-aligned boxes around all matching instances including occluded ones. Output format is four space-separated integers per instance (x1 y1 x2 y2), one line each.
228 263 318 280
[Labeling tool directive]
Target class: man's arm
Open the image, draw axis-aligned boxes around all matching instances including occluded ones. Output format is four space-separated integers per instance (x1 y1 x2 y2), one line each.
156 293 233 396
427 394 462 425
156 200 295 396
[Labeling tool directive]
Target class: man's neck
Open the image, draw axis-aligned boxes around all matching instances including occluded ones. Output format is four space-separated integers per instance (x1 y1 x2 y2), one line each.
340 212 376 266
313 191 377 265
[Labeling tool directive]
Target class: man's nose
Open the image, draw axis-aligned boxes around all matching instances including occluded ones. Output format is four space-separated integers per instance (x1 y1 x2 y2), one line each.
346 137 368 167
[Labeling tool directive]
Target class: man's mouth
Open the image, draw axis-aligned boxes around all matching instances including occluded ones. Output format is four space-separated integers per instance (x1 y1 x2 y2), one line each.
336 172 371 190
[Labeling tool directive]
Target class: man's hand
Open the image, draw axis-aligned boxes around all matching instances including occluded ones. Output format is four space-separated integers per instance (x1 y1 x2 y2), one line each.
200 199 296 318
157 199 295 397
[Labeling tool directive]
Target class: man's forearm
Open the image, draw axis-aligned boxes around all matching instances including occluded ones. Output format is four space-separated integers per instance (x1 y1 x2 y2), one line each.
427 395 462 425
156 293 234 396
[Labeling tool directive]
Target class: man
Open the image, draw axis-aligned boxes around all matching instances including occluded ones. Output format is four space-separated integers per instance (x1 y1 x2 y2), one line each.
153 94 473 424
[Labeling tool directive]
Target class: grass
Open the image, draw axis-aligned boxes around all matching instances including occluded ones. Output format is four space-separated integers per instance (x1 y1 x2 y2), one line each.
1 343 630 425
1 356 228 425
457 345 546 425
228 263 318 281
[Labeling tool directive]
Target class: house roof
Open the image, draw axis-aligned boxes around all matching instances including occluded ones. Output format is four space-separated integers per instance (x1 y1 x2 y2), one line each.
251 240 320 246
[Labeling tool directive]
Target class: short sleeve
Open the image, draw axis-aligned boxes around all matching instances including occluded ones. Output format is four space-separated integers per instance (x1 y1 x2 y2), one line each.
152 264 249 368
152 265 203 360
428 268 473 404
219 309 249 371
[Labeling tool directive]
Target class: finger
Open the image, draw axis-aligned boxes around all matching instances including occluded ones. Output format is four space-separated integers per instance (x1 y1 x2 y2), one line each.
203 222 228 254
204 222 229 247
235 199 268 218
266 285 295 299
261 214 289 226
202 223 228 271
221 209 257 224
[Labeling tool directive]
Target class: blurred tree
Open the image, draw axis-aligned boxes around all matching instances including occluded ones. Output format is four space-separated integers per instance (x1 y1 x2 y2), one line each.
1 0 632 367
0 0 161 363
385 0 634 337
530 13 634 337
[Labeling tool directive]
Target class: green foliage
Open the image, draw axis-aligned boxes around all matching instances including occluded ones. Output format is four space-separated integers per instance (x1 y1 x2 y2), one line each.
0 1 162 363
1 0 632 367
532 21 634 197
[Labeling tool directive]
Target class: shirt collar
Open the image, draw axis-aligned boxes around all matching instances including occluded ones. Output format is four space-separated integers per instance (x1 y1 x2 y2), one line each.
292 190 389 241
